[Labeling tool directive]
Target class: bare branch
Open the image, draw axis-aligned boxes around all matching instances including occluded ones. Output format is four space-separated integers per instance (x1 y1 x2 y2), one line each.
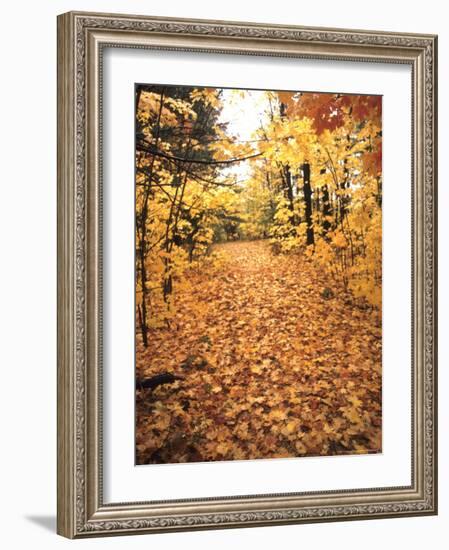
137 142 263 165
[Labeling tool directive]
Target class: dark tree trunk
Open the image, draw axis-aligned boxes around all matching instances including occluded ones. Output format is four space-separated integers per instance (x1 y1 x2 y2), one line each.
322 184 331 233
163 275 173 298
136 88 165 347
137 302 147 347
376 176 382 207
315 187 320 214
285 166 294 211
339 158 349 223
138 246 149 347
302 163 314 246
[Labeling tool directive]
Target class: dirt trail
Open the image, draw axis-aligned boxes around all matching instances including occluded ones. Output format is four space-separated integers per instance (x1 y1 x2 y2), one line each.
136 240 382 464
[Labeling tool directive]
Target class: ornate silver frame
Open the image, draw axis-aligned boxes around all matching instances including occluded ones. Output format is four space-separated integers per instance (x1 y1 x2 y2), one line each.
57 11 438 538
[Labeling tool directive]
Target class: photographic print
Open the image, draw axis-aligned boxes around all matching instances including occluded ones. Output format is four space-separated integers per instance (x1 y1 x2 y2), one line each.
135 84 382 465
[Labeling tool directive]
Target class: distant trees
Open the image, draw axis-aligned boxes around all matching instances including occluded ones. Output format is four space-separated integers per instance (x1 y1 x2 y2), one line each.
242 91 382 307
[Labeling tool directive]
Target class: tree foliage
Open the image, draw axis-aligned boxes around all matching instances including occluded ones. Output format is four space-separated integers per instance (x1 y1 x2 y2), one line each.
243 91 382 307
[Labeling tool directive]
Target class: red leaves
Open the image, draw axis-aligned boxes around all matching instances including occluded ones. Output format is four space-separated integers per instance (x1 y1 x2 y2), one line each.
362 146 382 176
283 92 382 136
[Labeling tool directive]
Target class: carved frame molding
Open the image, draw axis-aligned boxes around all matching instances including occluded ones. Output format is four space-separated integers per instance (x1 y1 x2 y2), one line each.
57 11 437 538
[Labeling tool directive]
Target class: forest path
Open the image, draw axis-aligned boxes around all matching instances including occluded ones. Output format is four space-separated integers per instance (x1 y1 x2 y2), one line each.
136 240 382 464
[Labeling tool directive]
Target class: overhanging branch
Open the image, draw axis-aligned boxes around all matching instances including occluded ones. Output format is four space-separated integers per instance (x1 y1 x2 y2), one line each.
137 142 263 165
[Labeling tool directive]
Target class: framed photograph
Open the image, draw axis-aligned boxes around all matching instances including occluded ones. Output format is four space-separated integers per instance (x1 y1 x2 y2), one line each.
57 11 438 538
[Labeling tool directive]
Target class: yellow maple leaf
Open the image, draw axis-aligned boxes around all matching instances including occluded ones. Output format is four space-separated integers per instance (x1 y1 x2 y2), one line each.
269 409 288 421
216 443 230 455
250 364 263 375
281 421 297 437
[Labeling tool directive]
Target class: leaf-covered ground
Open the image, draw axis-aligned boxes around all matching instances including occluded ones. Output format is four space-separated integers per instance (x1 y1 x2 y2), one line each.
136 240 382 464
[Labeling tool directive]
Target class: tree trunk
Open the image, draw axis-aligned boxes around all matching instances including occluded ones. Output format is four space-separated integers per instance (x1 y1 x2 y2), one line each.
138 246 149 347
284 166 294 212
322 184 331 233
137 302 147 347
136 88 165 346
339 158 349 224
302 163 314 245
376 176 382 207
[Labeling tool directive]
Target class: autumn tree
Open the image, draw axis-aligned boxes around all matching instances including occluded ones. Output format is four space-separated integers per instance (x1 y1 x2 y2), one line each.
135 85 259 345
243 90 382 307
